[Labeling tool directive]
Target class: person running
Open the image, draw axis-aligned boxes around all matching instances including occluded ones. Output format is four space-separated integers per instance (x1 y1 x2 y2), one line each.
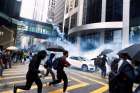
49 51 71 93
13 50 47 93
44 53 56 81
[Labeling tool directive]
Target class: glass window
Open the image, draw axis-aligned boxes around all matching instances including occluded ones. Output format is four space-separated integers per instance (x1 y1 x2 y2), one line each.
104 30 114 43
82 0 102 24
70 13 77 28
70 56 79 60
80 32 100 51
129 0 140 44
66 4 69 13
75 0 78 7
106 0 123 21
129 26 140 44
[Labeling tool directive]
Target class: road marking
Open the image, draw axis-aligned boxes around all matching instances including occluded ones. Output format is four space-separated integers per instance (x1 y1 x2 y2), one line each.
71 69 103 80
90 85 108 93
0 76 25 80
72 72 108 93
3 73 26 76
0 80 26 87
48 77 89 93
0 77 53 87
1 78 72 93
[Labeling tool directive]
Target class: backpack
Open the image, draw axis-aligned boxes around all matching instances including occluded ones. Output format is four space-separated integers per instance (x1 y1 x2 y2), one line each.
52 57 62 70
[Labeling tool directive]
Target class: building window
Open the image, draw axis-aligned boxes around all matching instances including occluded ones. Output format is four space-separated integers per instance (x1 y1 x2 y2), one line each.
69 0 73 11
82 0 102 24
129 0 140 44
130 26 140 44
75 0 78 7
66 5 69 13
104 30 114 43
64 18 69 39
80 32 100 51
70 13 77 28
106 0 123 21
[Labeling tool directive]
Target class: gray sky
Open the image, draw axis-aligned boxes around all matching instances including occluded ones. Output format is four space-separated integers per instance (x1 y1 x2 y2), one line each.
20 0 49 22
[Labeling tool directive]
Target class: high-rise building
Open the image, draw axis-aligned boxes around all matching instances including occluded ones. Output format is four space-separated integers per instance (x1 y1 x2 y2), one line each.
47 0 57 21
54 0 65 31
63 0 139 51
0 0 22 48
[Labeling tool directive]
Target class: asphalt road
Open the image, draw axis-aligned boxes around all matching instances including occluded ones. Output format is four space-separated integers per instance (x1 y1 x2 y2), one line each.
0 64 109 93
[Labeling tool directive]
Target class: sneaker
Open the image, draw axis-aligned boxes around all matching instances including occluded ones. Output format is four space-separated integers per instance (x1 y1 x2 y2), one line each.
48 82 52 86
13 85 17 93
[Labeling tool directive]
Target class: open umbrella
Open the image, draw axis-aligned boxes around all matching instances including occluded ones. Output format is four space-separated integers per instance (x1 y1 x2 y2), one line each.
100 49 113 55
118 44 140 62
46 45 65 52
118 44 140 58
6 46 18 50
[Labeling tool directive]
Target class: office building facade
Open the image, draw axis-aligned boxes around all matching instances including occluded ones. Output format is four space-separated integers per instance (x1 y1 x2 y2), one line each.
47 0 57 21
54 0 65 31
63 0 139 51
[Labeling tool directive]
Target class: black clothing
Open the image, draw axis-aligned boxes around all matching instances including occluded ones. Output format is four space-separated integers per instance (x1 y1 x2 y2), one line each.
14 51 46 93
45 59 53 68
28 55 41 74
109 60 135 93
14 73 42 93
49 57 70 92
50 71 68 92
46 67 55 81
111 58 120 73
44 53 55 81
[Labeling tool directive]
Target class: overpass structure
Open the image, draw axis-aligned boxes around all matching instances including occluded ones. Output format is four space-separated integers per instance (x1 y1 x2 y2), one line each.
18 18 57 39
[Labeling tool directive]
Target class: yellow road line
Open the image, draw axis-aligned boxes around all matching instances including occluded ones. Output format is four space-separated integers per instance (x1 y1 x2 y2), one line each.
72 72 108 93
90 85 109 93
48 77 89 93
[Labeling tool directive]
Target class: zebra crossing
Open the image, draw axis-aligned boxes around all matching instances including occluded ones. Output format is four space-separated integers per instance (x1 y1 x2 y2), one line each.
0 64 109 93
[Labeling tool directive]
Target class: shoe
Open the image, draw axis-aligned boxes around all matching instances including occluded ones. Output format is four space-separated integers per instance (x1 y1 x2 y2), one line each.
13 85 17 93
48 82 52 86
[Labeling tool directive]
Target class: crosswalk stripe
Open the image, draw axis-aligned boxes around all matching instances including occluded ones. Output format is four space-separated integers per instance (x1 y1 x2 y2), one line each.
71 69 103 80
48 77 89 93
0 77 54 87
3 73 26 76
0 80 26 87
0 76 25 80
1 78 72 93
71 72 108 93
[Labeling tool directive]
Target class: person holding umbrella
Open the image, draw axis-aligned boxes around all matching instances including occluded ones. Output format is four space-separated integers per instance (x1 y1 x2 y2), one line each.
109 53 135 93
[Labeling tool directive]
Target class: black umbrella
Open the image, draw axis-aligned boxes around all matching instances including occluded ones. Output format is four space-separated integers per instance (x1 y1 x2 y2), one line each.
118 44 140 62
46 46 65 52
100 49 113 55
133 51 140 62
